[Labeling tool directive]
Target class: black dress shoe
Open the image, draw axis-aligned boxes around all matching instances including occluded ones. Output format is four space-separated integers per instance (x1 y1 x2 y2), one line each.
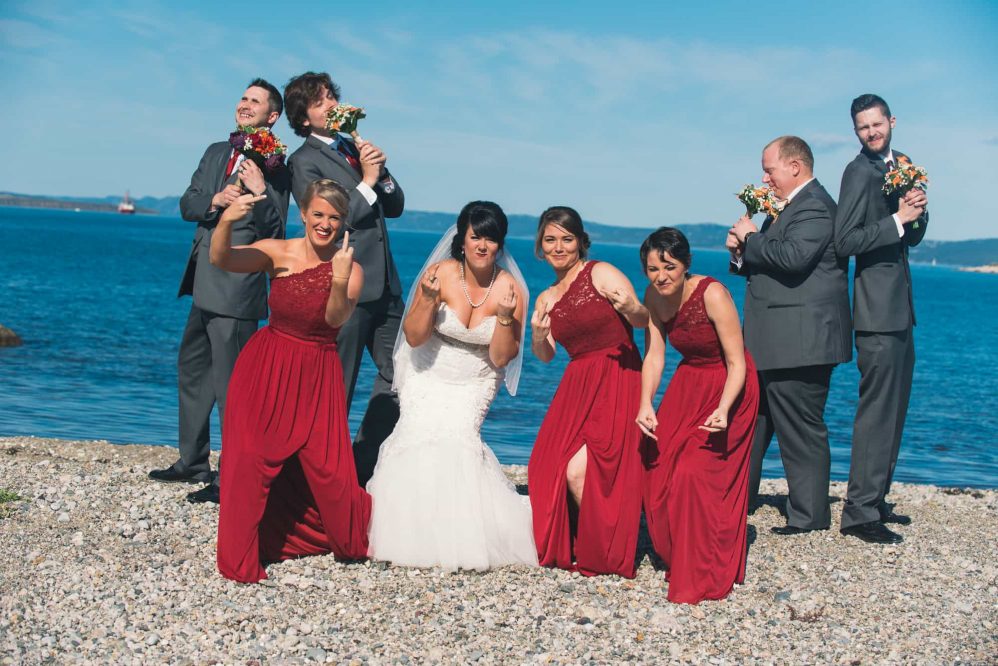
149 466 205 484
879 511 912 526
771 525 828 536
186 485 220 504
840 521 903 544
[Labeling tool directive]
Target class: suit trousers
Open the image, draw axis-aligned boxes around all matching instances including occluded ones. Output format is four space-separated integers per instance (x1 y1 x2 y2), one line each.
336 292 404 487
748 365 834 529
841 329 915 528
176 304 257 485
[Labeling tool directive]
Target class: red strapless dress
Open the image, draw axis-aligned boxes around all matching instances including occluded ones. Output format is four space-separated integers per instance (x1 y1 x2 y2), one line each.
216 262 371 583
642 277 759 603
528 261 644 578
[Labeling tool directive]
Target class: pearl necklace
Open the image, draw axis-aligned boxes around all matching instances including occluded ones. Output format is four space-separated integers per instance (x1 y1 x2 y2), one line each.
460 260 497 309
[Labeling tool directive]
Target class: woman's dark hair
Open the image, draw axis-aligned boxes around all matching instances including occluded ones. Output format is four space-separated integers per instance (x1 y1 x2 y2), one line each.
284 71 342 138
640 227 693 273
450 201 509 260
535 206 591 260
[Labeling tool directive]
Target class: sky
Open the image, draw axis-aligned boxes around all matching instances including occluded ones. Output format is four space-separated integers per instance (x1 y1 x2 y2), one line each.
2 0 996 240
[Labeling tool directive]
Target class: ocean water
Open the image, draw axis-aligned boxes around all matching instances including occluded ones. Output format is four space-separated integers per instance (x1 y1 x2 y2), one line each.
1 207 995 488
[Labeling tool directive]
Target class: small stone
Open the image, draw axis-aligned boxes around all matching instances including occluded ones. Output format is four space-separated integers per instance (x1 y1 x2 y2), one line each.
57 512 70 523
774 591 791 602
306 647 327 662
468 650 484 661
559 582 576 593
145 634 160 646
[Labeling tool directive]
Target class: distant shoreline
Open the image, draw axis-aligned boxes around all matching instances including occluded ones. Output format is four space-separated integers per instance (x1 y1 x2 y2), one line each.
960 264 998 274
0 197 158 215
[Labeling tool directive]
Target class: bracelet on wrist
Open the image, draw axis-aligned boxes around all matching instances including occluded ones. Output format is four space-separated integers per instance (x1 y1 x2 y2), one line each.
331 276 350 282
496 315 514 327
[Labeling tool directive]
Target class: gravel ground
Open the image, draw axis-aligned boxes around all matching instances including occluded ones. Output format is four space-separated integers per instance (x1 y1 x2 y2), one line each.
1 435 995 665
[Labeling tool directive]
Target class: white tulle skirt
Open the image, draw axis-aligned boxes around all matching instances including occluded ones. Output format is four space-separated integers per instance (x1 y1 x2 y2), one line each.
366 323 537 570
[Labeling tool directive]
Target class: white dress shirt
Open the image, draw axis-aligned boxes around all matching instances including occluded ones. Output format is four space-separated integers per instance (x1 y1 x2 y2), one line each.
309 133 383 205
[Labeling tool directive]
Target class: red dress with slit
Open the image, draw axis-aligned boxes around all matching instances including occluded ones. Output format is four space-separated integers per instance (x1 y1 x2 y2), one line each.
216 262 371 583
642 277 759 603
528 261 644 578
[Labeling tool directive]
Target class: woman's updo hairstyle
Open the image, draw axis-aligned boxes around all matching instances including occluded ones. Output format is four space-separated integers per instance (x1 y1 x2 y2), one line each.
450 201 509 260
534 206 591 260
639 227 693 276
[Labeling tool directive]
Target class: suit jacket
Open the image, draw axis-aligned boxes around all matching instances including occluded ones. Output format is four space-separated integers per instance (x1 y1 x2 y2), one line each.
178 141 290 319
834 149 929 332
736 179 853 371
288 135 405 303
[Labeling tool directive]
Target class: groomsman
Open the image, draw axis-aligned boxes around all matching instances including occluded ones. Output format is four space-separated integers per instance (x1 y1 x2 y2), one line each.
835 94 928 544
729 136 852 534
284 72 405 486
149 80 291 504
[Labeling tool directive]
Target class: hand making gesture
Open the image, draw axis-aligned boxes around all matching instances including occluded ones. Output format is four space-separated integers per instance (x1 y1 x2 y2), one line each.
419 264 442 302
332 230 354 282
497 278 517 319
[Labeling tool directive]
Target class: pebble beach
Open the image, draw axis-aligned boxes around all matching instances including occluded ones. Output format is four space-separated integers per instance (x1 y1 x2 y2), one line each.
1 435 995 665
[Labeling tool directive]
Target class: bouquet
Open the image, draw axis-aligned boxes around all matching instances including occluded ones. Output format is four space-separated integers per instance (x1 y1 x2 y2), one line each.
325 104 366 138
883 156 928 229
228 126 287 171
736 184 786 218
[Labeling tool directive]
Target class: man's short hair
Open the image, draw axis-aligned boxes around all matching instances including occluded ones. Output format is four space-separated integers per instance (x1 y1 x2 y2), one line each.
767 135 814 172
850 94 891 123
284 72 342 138
248 78 283 117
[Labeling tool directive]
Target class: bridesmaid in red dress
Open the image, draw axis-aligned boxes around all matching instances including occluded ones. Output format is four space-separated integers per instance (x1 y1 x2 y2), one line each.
211 179 371 583
528 206 648 578
636 227 759 604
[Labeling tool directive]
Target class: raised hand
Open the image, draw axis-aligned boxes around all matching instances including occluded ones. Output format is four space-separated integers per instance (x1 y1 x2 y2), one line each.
358 141 387 183
635 404 658 440
698 407 728 433
530 300 552 341
725 229 742 254
220 192 266 224
605 287 640 317
732 215 758 243
212 183 244 209
898 188 927 223
497 279 517 318
419 264 441 302
332 230 354 281
237 158 266 195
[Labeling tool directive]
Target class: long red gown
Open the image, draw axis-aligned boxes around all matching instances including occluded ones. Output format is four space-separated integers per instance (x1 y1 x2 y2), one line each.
217 262 371 583
528 261 644 578
642 277 759 604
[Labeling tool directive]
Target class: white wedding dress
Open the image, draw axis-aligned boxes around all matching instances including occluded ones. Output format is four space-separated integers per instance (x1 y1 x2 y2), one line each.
366 304 538 570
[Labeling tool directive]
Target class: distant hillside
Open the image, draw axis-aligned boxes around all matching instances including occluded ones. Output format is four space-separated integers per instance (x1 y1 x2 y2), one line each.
3 191 995 266
908 238 998 267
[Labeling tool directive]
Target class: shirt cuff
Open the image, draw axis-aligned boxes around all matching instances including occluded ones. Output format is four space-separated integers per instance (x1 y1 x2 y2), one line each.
356 182 377 206
893 213 905 238
730 253 743 270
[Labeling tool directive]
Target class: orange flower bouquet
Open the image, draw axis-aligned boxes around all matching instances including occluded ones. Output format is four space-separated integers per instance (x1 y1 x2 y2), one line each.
883 157 928 229
736 185 786 218
325 104 366 139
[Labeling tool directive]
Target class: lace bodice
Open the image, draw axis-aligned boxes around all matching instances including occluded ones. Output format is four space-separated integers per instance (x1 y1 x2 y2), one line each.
549 261 635 359
664 277 723 366
268 262 340 343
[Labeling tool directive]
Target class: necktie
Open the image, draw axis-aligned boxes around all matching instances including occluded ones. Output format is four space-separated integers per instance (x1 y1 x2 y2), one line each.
335 140 362 175
885 159 894 172
224 150 240 178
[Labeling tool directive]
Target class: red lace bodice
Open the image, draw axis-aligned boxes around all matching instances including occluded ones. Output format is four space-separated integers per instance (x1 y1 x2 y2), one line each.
664 277 723 366
268 262 340 343
549 261 636 359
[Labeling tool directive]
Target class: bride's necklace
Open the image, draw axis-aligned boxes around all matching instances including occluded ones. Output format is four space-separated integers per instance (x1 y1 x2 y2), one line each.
460 260 497 309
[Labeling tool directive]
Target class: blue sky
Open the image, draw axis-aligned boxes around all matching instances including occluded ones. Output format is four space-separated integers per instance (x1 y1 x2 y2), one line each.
2 0 995 240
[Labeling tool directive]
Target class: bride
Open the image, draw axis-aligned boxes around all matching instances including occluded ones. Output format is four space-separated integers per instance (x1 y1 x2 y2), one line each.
366 201 537 570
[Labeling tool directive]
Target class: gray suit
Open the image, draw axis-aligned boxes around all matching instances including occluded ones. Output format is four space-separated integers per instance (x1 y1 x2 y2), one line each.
288 135 405 485
737 179 852 529
175 141 290 484
835 149 928 528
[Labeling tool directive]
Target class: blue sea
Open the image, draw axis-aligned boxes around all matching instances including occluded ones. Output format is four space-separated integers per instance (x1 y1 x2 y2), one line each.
1 207 996 488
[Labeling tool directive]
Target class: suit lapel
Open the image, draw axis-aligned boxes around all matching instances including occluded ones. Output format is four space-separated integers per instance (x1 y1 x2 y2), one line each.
308 135 360 185
215 144 233 191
